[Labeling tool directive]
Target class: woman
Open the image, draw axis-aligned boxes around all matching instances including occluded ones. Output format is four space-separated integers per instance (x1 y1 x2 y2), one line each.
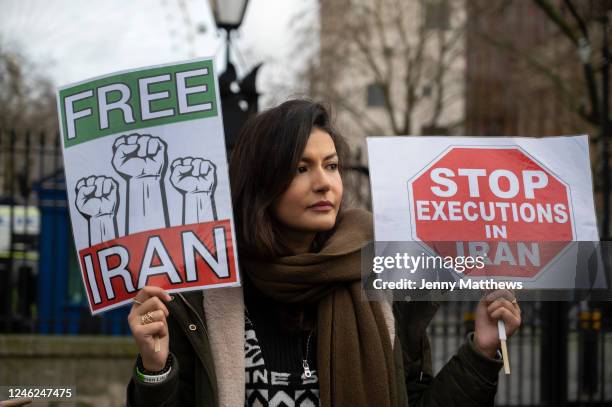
126 99 521 407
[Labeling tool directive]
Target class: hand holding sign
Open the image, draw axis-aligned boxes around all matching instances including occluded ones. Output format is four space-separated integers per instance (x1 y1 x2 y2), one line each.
128 286 173 371
474 290 521 372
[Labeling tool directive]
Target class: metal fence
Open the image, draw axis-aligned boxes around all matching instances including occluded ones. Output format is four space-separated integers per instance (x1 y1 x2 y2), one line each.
1 129 611 405
0 129 131 335
430 301 612 406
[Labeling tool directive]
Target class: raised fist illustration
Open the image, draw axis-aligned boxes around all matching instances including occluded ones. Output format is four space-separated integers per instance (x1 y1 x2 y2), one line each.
170 157 217 194
75 176 119 219
112 134 167 179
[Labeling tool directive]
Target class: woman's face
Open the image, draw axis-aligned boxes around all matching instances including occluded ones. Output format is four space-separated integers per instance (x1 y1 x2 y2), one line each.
273 128 343 234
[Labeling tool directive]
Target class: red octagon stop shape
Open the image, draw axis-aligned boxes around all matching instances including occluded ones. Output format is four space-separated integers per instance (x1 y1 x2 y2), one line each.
408 147 574 278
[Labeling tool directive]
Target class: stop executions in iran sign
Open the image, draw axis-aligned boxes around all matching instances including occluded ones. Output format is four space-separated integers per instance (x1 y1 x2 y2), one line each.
367 136 600 286
409 146 573 278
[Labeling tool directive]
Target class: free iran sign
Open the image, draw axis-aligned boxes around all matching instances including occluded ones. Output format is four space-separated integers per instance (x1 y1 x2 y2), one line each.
58 58 241 314
408 146 574 278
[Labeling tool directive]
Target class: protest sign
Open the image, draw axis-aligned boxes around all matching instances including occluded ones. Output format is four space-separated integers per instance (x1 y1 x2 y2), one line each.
367 136 602 289
57 58 240 314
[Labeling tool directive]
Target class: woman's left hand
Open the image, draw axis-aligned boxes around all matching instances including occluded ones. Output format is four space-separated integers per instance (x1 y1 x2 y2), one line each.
473 289 522 358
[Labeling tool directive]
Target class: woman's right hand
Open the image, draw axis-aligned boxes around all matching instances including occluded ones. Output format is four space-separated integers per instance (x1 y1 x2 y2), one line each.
128 286 173 371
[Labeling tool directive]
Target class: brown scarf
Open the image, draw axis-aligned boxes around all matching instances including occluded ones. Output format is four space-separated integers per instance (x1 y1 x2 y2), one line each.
242 208 399 407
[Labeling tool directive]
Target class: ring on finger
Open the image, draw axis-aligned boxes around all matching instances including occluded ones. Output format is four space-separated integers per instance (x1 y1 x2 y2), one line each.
133 298 143 305
141 311 155 325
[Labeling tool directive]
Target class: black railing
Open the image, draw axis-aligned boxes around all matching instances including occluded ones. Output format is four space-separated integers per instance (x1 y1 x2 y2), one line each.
0 128 131 335
429 301 612 406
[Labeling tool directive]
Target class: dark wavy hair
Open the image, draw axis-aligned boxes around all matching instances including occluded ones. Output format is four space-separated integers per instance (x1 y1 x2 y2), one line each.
229 99 349 260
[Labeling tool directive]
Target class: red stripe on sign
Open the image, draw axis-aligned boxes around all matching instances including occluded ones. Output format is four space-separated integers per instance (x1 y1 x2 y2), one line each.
78 220 237 313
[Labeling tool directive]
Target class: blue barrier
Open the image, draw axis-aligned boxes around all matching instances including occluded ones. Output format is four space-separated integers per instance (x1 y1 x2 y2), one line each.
36 171 129 335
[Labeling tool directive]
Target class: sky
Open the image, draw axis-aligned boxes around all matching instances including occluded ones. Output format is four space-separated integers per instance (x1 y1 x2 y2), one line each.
0 0 316 107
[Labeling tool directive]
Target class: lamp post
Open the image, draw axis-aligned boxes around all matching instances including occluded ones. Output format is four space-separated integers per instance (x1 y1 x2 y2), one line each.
208 0 259 154
209 0 249 67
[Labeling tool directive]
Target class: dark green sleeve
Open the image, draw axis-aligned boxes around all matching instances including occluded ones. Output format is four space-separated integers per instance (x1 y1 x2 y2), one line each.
127 353 181 407
406 333 503 407
394 301 503 407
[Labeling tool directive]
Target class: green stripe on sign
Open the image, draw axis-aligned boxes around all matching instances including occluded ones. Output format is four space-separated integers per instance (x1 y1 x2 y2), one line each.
59 59 218 148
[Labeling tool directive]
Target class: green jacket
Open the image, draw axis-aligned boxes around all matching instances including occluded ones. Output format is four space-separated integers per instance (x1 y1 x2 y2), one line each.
127 289 503 406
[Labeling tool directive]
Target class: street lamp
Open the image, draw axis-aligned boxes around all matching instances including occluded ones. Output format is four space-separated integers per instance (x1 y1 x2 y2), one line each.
209 0 249 65
208 0 259 153
210 0 249 31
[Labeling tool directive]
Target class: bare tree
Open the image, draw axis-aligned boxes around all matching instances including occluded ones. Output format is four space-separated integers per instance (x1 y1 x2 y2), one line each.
466 0 604 130
463 0 611 236
296 0 478 140
0 44 58 134
0 42 59 196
